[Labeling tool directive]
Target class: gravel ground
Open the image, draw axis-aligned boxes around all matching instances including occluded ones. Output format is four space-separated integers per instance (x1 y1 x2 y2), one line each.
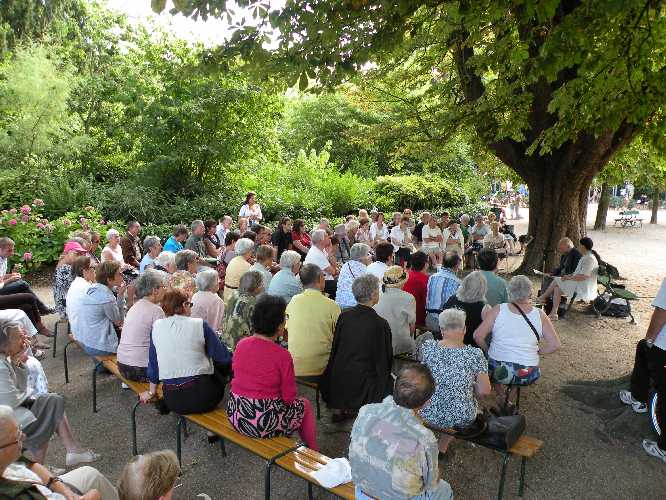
29 205 666 499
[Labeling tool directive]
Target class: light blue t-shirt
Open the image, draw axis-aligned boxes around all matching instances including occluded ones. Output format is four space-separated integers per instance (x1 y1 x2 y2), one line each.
139 254 154 273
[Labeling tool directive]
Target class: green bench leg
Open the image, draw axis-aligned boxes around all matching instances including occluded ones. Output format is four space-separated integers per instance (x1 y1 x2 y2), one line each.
315 387 321 420
497 453 510 500
176 416 185 467
264 443 304 500
63 339 76 384
519 456 527 496
92 361 102 413
131 400 140 456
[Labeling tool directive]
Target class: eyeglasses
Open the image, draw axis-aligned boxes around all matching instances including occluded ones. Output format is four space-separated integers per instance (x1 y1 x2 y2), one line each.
183 302 194 307
0 429 24 450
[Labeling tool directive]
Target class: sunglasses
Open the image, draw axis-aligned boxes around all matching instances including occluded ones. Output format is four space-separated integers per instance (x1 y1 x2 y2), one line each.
0 428 24 450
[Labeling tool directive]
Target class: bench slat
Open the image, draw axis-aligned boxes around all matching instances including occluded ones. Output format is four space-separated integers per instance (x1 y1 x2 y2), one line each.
508 436 543 457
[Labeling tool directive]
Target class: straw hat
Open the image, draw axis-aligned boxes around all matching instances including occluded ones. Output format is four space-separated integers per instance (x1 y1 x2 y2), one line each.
383 265 408 288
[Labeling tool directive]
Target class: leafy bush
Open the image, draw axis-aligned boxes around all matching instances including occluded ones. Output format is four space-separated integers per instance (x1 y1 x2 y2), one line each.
373 174 468 212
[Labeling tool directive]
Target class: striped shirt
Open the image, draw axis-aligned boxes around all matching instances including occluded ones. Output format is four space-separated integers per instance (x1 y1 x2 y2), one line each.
425 268 460 314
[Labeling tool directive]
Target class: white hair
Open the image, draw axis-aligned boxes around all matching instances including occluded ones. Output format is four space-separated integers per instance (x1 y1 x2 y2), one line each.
350 243 370 262
0 320 21 352
279 250 301 269
439 308 466 331
508 275 533 302
352 274 379 304
235 238 255 256
154 251 175 269
195 268 219 292
456 271 488 303
311 229 327 245
134 270 168 299
106 228 120 241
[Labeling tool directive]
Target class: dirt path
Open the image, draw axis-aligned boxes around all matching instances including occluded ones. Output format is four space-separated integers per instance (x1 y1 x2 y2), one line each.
30 205 666 499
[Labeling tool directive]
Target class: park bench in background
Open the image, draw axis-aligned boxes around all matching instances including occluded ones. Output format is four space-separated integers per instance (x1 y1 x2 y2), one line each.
614 210 643 228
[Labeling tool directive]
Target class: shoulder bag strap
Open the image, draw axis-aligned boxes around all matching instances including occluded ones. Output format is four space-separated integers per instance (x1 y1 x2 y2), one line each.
511 303 540 341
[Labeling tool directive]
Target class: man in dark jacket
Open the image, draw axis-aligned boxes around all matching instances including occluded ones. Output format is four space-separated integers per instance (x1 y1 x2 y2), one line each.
551 237 582 276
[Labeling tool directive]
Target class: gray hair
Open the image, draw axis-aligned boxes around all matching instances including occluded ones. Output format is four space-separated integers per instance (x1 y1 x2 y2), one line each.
191 220 204 232
235 238 255 256
439 308 466 331
106 228 120 241
319 217 330 226
508 275 533 302
299 263 322 288
154 251 175 270
195 268 219 292
279 250 301 269
460 214 470 223
175 249 198 271
0 405 16 428
346 220 360 233
352 274 379 304
143 235 161 254
239 270 263 295
0 320 21 352
350 243 370 262
0 237 14 249
311 229 327 245
134 269 167 299
456 271 488 303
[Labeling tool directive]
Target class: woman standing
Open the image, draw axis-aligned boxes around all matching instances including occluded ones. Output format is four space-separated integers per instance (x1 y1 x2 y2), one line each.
140 289 232 414
227 294 318 450
320 274 393 422
238 192 263 227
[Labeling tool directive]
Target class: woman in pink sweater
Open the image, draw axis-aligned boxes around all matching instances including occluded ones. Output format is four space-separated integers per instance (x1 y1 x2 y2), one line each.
226 294 318 450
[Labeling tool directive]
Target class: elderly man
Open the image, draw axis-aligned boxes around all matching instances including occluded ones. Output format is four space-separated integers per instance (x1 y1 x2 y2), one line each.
185 220 216 268
619 277 666 463
215 215 233 245
311 217 332 237
223 238 255 302
117 450 179 500
119 221 142 269
267 250 303 303
305 229 338 299
477 248 509 306
425 252 461 332
286 264 341 381
0 405 117 499
349 365 453 500
550 237 582 277
0 238 53 316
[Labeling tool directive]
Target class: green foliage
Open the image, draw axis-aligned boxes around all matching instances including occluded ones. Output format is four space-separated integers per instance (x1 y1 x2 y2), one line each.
373 174 468 212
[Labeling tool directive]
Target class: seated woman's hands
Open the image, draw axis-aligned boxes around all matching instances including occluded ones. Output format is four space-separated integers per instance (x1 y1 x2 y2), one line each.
139 391 156 404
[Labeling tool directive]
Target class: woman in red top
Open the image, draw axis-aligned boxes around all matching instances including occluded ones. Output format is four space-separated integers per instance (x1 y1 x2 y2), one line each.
402 251 429 327
226 294 318 450
291 219 311 259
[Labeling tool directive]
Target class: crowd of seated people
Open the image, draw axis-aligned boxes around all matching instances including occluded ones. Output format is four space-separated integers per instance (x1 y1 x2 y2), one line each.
0 191 579 498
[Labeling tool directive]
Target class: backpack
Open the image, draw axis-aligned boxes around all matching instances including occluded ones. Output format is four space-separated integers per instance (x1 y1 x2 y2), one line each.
593 294 631 318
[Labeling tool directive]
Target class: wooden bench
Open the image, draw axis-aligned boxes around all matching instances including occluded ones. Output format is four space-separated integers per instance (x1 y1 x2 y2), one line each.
295 378 321 420
177 410 355 500
614 210 643 228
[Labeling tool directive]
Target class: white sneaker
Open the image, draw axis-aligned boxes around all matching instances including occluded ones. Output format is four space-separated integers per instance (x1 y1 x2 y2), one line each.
65 450 99 467
121 382 129 390
619 390 647 413
643 440 666 463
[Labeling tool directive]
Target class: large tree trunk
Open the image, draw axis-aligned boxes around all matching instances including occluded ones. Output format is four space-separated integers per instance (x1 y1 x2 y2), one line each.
651 188 660 224
593 182 611 230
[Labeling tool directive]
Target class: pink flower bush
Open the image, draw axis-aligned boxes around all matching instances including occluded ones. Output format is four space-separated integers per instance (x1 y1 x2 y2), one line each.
21 215 29 223
8 219 17 226
33 199 45 207
20 205 31 215
23 252 32 262
36 223 45 229
62 219 71 226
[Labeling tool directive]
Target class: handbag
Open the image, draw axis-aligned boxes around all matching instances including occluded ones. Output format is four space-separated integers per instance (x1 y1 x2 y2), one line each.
472 412 526 450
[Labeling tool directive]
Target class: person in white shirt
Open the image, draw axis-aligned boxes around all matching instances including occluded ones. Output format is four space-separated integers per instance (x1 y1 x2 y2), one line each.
65 256 96 338
390 215 414 266
421 217 443 268
216 215 233 245
238 191 263 226
442 221 465 257
619 277 666 463
366 243 394 294
370 212 389 247
305 229 338 299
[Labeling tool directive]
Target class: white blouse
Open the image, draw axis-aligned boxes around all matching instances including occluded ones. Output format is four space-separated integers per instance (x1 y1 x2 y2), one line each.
239 203 263 223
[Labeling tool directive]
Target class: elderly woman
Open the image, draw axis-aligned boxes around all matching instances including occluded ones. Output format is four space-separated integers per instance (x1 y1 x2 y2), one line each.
333 224 351 262
389 215 413 265
537 237 600 321
227 294 317 450
191 269 225 333
163 224 189 253
321 274 393 422
101 229 124 264
474 275 561 409
0 309 49 392
267 250 303 303
221 271 264 349
237 217 249 235
222 238 255 302
65 256 96 338
0 320 97 465
117 270 167 382
140 289 232 415
174 249 198 275
374 265 416 355
75 261 126 357
335 243 371 309
52 241 89 319
443 271 491 347
139 235 162 273
153 251 176 275
419 309 491 452
442 220 465 257
291 219 311 259
249 245 274 290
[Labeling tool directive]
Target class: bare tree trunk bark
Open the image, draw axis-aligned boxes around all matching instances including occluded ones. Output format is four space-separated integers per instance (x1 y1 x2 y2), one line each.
651 188 660 224
593 182 611 230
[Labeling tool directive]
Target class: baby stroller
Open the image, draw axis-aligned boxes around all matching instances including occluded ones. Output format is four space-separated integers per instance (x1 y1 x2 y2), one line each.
591 261 638 323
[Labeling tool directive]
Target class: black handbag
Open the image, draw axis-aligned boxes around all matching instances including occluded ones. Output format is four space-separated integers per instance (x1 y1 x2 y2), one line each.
472 413 526 450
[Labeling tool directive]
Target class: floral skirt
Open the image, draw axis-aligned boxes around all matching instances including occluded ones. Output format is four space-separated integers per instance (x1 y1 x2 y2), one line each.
226 393 305 440
488 358 540 386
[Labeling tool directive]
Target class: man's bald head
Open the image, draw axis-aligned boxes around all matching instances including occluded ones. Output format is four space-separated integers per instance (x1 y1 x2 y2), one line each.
557 237 574 253
393 364 436 410
117 450 180 500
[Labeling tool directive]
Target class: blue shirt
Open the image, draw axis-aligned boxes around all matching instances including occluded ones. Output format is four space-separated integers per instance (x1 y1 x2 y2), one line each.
267 269 303 303
139 254 154 273
147 321 232 385
163 235 183 253
426 268 460 314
